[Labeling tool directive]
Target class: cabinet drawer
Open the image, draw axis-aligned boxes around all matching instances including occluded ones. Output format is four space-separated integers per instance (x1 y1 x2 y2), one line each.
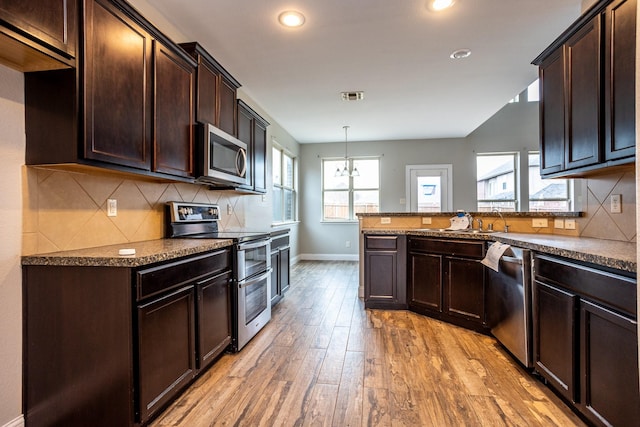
534 254 636 317
409 238 484 259
366 235 398 250
272 235 289 249
137 249 231 301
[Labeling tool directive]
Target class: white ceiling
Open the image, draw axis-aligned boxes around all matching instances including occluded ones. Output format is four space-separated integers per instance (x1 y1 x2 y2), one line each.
133 0 583 143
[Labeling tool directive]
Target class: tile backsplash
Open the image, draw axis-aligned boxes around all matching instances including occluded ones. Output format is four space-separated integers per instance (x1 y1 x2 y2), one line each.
22 166 267 255
577 168 636 242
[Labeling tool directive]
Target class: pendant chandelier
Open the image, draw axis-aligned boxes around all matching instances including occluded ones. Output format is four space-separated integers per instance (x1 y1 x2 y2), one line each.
335 125 359 177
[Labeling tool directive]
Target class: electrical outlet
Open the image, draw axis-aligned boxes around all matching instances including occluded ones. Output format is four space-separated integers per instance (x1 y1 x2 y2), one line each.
532 218 548 228
422 217 432 225
262 194 267 202
611 194 622 213
564 219 576 230
554 219 564 229
399 198 406 205
380 217 391 224
227 204 233 215
345 240 351 248
107 199 117 217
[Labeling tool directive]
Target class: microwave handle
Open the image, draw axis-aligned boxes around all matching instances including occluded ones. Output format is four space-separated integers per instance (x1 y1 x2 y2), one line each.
236 148 247 178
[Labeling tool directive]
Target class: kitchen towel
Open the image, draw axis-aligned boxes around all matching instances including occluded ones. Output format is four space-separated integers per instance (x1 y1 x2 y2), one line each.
481 242 511 272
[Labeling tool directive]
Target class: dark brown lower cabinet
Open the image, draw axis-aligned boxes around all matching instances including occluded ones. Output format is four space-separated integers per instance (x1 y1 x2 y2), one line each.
532 280 577 402
579 300 640 426
197 270 232 369
533 254 639 427
364 235 407 309
137 286 196 422
270 231 291 306
23 248 232 426
408 237 486 331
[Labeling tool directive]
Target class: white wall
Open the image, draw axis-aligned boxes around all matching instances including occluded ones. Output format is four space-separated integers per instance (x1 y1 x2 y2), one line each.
0 65 25 426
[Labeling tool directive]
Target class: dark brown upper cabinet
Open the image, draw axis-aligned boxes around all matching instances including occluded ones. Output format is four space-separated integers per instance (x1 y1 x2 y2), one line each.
25 0 197 182
180 42 241 137
237 100 269 194
0 0 77 71
533 0 635 178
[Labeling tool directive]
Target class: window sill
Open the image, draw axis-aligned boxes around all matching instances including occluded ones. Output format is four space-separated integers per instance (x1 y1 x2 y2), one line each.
271 221 300 227
320 220 359 224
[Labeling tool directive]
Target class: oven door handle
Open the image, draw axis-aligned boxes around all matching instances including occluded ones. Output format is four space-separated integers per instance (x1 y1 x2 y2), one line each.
238 238 271 251
238 268 272 288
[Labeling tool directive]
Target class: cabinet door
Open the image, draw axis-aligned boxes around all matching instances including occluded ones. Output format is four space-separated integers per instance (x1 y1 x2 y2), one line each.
253 119 268 193
84 0 152 170
533 280 577 402
579 300 640 426
604 0 636 161
218 76 237 135
137 286 196 423
237 103 254 189
539 48 565 176
195 59 219 126
0 0 77 58
445 256 484 323
197 271 232 370
280 246 291 293
408 252 442 312
564 16 601 170
153 41 195 178
365 250 398 303
270 250 281 305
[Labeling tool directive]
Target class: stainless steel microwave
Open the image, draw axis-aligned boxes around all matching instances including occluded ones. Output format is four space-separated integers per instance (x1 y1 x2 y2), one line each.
196 122 247 186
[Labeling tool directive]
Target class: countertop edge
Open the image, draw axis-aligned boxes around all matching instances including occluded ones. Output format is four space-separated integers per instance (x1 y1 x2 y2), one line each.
362 229 636 273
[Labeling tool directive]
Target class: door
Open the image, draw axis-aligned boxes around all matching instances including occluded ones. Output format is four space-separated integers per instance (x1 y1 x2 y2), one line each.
197 271 232 370
533 280 577 402
445 256 484 322
84 0 152 169
408 251 443 313
137 286 196 422
153 40 196 178
539 48 565 176
406 164 452 212
579 300 640 426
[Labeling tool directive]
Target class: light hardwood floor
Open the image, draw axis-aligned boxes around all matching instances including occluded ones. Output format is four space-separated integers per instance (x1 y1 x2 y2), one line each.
150 261 585 427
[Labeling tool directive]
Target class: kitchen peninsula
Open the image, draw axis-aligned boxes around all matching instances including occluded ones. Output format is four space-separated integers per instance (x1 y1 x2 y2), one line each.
358 211 639 426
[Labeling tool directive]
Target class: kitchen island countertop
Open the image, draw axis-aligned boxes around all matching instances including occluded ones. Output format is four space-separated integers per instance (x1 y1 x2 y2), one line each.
362 228 636 273
21 238 234 268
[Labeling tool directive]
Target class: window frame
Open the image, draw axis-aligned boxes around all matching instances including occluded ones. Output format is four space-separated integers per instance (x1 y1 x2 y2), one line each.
321 157 380 222
476 152 519 211
272 144 297 224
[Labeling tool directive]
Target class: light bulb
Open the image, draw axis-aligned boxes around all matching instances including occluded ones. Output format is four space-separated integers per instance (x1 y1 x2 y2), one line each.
278 11 305 28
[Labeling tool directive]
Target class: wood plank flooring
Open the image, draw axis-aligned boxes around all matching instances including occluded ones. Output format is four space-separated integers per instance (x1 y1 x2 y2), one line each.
150 261 585 427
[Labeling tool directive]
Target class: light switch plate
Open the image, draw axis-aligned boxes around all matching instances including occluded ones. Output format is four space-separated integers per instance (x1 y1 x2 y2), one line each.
611 194 622 213
554 219 564 229
380 217 391 224
565 219 576 230
107 199 117 217
422 217 432 225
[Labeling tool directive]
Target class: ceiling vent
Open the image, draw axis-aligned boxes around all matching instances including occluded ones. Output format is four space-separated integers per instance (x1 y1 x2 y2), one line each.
341 91 365 101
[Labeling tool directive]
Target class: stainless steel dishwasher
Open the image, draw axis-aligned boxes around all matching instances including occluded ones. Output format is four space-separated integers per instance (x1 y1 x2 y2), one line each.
485 243 533 368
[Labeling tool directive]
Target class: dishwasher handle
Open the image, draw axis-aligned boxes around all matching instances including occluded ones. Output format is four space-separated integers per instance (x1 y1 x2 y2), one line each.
501 255 523 265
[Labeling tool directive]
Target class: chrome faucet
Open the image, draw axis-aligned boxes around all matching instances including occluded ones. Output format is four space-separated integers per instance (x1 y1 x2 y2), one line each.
475 217 483 230
491 208 508 232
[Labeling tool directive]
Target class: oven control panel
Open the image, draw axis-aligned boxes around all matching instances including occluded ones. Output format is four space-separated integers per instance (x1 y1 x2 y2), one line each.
168 202 220 222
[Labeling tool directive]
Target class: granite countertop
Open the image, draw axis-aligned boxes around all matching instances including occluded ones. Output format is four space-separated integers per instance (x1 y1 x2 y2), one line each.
362 228 636 273
21 238 234 268
357 211 582 218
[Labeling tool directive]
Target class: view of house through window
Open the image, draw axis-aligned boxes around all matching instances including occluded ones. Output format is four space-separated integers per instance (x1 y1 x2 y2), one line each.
476 153 518 211
528 152 571 211
272 146 296 223
322 158 379 221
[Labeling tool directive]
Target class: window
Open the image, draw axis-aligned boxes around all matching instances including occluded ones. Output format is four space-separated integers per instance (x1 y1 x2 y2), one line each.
476 153 518 211
528 152 572 211
527 79 540 102
272 146 296 223
322 158 379 221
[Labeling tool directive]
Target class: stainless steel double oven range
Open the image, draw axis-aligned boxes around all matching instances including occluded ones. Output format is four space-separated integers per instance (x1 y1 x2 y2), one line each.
166 202 271 352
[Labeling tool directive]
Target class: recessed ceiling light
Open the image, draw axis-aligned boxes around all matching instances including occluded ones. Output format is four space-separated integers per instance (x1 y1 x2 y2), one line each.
450 48 471 59
427 0 457 12
278 10 305 28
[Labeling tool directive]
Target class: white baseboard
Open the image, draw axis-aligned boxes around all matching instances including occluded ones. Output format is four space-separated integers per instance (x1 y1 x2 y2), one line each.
2 415 24 427
298 253 359 262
